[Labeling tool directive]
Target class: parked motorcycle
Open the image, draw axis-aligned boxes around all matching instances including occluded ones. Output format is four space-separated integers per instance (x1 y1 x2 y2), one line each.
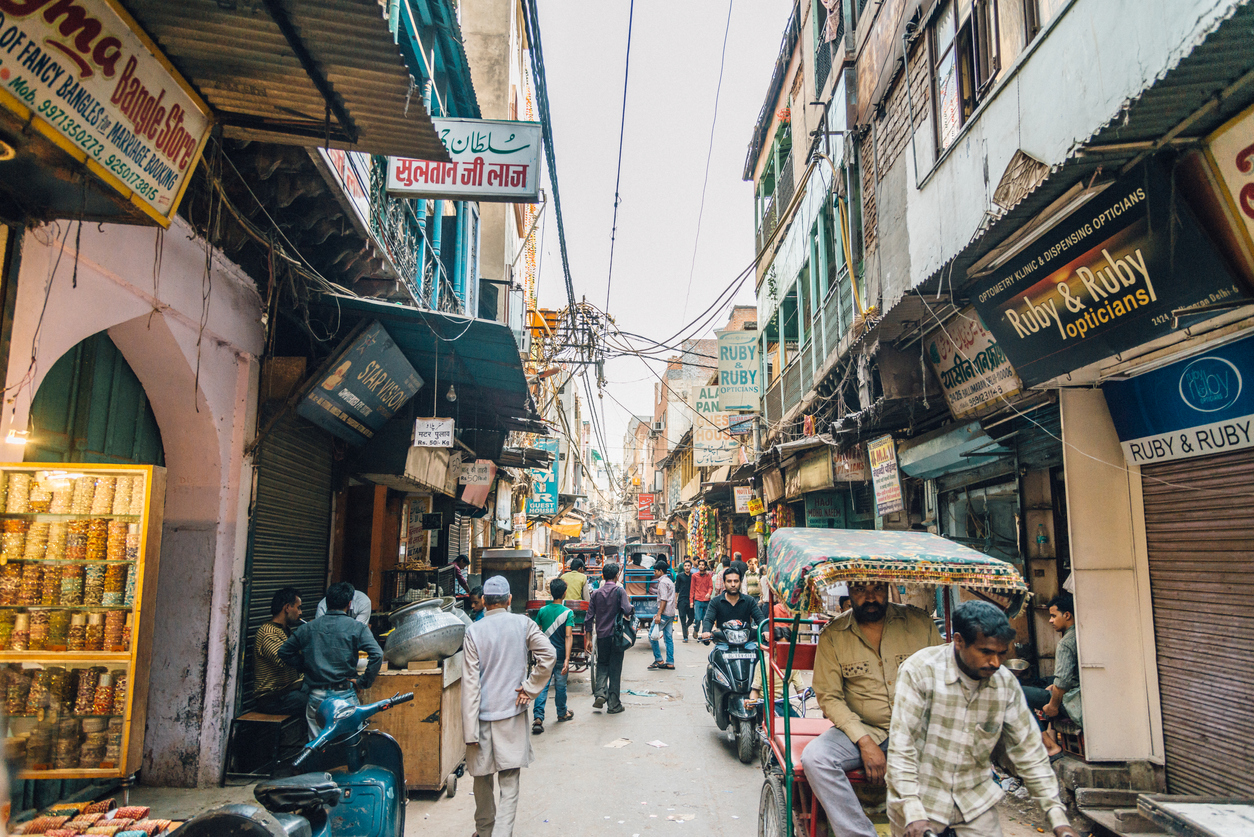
701 618 761 764
178 692 415 837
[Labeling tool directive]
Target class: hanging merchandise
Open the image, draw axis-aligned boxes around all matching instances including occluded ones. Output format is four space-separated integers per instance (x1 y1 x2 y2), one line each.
686 504 720 564
766 503 796 534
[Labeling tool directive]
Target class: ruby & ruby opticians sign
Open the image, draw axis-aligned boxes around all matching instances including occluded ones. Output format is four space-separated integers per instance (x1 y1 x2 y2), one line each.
387 118 541 202
0 0 212 225
969 161 1247 387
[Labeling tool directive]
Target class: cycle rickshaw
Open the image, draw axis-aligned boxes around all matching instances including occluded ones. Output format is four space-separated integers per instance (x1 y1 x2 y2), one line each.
756 528 1030 837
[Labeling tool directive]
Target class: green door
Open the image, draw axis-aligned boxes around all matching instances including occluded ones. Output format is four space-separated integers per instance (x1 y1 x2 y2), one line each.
25 331 164 465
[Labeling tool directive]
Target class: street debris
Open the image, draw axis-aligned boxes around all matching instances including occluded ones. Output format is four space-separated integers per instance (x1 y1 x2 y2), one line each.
647 740 669 748
605 738 632 748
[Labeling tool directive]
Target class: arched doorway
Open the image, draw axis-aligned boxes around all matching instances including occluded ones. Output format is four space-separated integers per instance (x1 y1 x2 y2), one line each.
25 331 164 466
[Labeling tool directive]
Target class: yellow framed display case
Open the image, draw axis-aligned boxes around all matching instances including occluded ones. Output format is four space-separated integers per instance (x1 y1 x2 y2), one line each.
0 464 165 780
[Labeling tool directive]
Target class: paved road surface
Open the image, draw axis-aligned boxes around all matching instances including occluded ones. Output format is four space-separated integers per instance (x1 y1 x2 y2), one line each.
407 632 1049 837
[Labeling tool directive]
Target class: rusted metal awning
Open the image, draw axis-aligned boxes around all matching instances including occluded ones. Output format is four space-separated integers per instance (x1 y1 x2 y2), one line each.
120 0 449 159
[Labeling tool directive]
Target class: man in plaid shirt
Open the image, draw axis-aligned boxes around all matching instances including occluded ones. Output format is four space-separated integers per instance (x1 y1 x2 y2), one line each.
886 601 1079 837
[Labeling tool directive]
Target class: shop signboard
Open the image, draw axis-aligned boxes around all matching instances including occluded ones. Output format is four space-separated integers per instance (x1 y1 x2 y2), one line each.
728 415 755 436
638 493 655 521
833 444 871 482
387 118 541 202
527 436 560 516
969 162 1247 387
692 385 735 466
746 496 766 516
1103 334 1254 465
925 309 1022 419
805 491 846 528
1203 104 1254 258
867 435 904 515
403 495 433 565
717 329 761 411
414 418 455 447
733 486 753 514
297 321 423 445
0 0 212 225
459 459 494 485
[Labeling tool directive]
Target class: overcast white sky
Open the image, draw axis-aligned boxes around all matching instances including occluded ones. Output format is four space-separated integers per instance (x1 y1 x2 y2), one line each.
531 0 794 465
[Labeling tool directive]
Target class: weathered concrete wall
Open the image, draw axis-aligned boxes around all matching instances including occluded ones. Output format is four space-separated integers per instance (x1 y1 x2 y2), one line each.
1 216 263 786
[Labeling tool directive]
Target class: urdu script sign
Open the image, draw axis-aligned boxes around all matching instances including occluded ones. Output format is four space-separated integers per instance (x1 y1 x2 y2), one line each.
387 118 541 202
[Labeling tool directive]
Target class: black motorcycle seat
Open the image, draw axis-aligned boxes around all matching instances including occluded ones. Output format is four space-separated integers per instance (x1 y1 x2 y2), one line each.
254 772 342 813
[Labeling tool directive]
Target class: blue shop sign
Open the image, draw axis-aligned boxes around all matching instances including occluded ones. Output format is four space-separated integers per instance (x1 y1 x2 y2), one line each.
527 437 561 516
1102 334 1254 464
296 321 424 445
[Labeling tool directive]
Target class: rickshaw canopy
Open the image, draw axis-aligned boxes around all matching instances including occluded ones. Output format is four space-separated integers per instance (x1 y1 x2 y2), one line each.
765 528 1029 616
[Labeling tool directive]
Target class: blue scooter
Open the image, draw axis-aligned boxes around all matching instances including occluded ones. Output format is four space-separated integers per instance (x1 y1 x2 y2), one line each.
179 692 414 837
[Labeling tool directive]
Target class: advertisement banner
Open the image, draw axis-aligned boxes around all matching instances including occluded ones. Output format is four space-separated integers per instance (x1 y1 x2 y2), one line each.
1103 334 1254 465
0 0 212 224
969 162 1246 387
733 486 753 514
527 437 560 516
925 308 1022 419
413 418 455 448
717 330 761 411
867 435 904 516
746 496 766 516
387 118 541 202
637 493 655 521
693 385 736 466
296 322 423 445
1204 104 1254 257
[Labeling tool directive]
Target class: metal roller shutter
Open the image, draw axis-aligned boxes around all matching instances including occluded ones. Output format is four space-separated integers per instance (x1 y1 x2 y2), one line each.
237 414 334 713
1142 449 1254 796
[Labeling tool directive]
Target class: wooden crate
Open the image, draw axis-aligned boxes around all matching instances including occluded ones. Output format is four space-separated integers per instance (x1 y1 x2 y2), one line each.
363 652 464 792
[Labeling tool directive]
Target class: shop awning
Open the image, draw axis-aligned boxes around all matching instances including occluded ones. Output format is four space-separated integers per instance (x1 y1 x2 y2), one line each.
896 421 1011 481
319 295 539 432
120 0 449 159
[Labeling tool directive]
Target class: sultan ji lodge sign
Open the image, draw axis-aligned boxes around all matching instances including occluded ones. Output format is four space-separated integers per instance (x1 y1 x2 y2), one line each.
387 118 541 203
970 161 1247 387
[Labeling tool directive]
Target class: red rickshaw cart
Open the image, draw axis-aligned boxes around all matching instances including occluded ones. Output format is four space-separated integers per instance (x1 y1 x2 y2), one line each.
756 528 1030 837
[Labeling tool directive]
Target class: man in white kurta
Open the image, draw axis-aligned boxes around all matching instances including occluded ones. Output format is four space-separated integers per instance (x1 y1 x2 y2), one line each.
462 576 556 837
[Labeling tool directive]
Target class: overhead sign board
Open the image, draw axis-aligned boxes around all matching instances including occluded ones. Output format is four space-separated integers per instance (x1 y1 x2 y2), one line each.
0 0 212 225
692 385 736 467
1103 334 1254 465
527 436 560 516
637 493 655 521
387 118 541 202
925 308 1022 419
717 330 761 411
296 321 423 445
413 418 455 448
969 162 1246 387
867 435 904 516
1204 104 1254 260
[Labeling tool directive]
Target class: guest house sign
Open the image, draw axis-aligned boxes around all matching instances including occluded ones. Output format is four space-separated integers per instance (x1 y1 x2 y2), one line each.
0 0 212 225
387 118 541 202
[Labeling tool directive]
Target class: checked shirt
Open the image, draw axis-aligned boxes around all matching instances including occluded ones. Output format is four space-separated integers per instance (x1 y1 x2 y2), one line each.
886 644 1068 829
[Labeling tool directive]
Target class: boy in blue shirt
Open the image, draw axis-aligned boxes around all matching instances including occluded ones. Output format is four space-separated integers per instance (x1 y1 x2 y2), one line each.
532 577 574 733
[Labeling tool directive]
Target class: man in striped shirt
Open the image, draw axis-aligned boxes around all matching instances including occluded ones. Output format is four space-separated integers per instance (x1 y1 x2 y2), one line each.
886 601 1079 837
253 587 307 717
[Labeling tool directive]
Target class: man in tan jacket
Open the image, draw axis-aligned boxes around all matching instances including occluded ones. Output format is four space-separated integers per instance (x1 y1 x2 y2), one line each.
800 582 942 837
462 576 556 837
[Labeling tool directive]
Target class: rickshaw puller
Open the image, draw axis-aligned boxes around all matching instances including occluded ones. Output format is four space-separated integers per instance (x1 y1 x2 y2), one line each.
800 582 942 837
887 601 1079 837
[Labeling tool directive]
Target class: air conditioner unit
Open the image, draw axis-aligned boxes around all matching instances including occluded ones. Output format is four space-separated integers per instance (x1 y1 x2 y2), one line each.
652 421 665 432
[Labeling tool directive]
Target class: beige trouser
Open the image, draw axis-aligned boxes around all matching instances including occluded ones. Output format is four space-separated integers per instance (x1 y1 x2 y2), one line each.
474 769 521 837
889 803 1004 837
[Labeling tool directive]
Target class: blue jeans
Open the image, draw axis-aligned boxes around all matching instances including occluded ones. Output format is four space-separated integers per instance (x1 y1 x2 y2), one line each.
534 670 568 721
650 615 674 664
693 600 708 630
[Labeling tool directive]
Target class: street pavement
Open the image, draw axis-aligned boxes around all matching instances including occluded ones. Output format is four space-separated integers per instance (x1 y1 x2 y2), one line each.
406 632 1050 837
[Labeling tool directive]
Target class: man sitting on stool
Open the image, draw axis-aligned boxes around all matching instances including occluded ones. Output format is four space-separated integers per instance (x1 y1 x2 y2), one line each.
800 582 942 837
254 587 308 716
1023 593 1082 759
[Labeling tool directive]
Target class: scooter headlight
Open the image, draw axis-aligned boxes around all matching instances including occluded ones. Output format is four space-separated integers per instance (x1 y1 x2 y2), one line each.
713 669 731 688
724 628 750 645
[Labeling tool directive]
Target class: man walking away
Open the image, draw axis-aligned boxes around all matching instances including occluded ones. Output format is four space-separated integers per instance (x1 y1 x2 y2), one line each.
560 558 590 601
254 587 307 717
279 582 383 738
648 559 677 670
532 577 574 734
887 601 1080 837
588 563 633 714
675 561 694 642
462 576 556 837
690 560 713 631
800 582 942 837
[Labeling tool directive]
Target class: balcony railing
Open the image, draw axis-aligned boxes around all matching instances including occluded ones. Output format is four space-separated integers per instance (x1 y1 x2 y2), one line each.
766 377 783 428
755 148 795 255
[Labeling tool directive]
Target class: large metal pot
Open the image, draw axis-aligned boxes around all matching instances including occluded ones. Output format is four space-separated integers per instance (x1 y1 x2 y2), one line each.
384 598 466 665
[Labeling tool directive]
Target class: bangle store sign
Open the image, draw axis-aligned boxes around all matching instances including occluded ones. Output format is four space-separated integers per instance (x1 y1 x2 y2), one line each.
0 0 211 224
970 162 1246 387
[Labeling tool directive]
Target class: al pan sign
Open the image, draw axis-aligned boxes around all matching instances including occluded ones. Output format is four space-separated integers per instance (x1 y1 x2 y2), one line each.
0 0 211 225
387 118 541 202
1103 334 1254 465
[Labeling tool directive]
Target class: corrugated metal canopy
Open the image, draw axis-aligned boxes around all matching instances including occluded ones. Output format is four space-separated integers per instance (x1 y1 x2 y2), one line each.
120 0 450 159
